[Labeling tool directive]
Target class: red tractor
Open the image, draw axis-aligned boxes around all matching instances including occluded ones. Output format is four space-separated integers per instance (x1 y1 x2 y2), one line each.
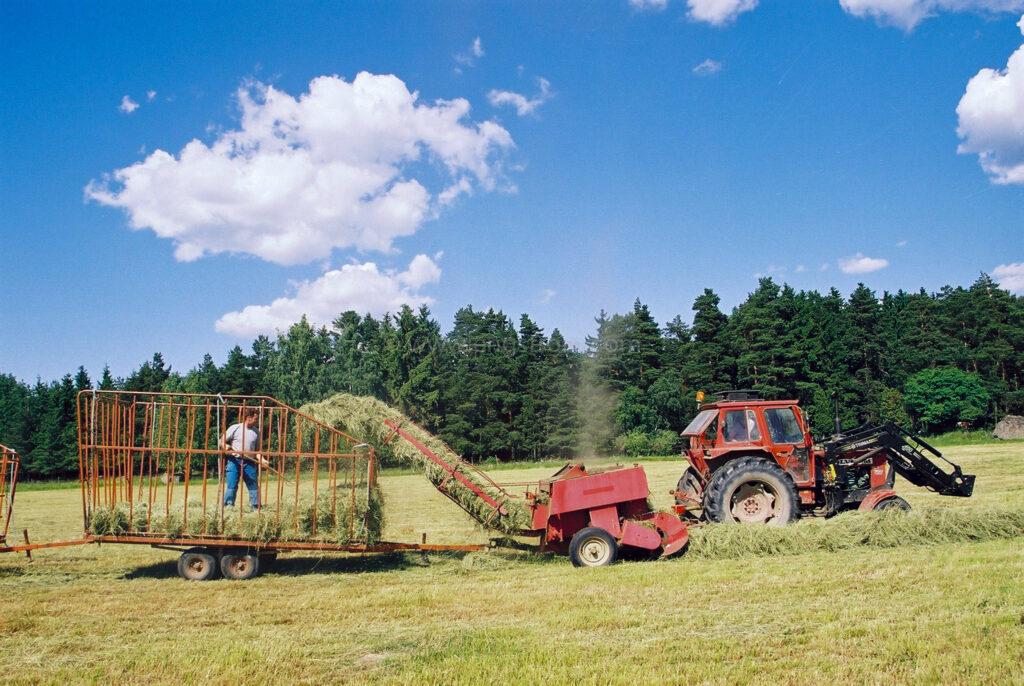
674 390 974 525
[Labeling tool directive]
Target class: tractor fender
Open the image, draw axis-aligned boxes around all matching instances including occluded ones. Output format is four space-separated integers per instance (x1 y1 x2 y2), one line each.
703 449 777 477
858 488 897 511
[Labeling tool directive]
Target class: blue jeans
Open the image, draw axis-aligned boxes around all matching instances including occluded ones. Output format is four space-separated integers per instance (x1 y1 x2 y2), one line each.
224 456 260 508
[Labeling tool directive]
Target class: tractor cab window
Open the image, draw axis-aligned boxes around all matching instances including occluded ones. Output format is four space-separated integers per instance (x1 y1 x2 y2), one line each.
703 416 719 443
682 410 717 436
681 410 717 447
722 410 761 443
764 407 804 444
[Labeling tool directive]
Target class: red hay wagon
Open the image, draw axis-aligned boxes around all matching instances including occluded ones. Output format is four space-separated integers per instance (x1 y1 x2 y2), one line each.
1 391 484 579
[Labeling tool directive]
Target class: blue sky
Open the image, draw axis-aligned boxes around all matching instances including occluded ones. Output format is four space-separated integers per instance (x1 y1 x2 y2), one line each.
2 0 1023 383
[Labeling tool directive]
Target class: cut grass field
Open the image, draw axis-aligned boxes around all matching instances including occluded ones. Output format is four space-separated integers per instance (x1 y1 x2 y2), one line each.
2 443 1023 684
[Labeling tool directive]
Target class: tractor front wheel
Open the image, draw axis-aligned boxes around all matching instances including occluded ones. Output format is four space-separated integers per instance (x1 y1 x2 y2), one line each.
874 495 911 511
569 527 618 567
704 457 798 526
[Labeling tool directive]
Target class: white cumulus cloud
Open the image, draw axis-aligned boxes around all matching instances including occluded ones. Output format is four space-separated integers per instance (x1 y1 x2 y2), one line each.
957 16 1024 184
840 0 1024 30
838 253 890 274
87 72 514 266
993 261 1024 292
119 95 139 113
687 0 758 26
215 254 442 336
693 58 723 76
488 77 554 117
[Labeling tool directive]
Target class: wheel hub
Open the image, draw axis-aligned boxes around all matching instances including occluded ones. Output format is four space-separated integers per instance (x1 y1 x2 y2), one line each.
227 558 251 575
731 483 777 523
580 538 611 565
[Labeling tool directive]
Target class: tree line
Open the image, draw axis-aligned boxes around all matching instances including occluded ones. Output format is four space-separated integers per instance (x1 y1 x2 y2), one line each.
2 274 1021 477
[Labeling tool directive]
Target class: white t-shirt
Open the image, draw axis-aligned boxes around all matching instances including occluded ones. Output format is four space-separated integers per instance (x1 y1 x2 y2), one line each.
224 422 259 454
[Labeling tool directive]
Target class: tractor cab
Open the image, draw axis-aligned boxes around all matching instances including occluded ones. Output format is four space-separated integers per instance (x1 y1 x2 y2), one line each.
681 390 817 491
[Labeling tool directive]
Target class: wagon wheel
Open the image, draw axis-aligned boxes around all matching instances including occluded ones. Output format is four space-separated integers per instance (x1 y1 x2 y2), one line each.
177 547 219 581
569 527 618 568
220 551 260 580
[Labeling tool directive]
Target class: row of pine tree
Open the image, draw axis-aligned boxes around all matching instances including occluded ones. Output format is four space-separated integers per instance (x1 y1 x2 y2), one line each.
1 275 1021 477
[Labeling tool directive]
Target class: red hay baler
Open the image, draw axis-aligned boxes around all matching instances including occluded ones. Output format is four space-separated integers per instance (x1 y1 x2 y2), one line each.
523 462 689 567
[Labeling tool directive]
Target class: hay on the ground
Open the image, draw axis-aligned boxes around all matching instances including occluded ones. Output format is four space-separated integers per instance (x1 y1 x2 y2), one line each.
685 506 1024 560
301 394 531 534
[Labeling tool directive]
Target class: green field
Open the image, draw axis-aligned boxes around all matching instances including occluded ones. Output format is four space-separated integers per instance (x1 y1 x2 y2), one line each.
2 444 1023 684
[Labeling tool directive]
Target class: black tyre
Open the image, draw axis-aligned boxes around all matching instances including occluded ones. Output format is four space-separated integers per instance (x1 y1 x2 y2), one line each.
704 457 799 526
177 548 219 581
569 527 618 568
674 468 704 509
220 551 260 580
874 495 911 512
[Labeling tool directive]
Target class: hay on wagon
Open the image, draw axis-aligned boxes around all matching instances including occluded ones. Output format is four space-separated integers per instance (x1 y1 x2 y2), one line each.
89 487 385 546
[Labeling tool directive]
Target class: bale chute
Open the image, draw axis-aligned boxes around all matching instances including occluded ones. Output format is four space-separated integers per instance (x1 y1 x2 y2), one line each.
301 394 531 534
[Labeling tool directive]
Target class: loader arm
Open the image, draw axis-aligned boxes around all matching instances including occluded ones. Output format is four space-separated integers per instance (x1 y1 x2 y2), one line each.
824 422 975 498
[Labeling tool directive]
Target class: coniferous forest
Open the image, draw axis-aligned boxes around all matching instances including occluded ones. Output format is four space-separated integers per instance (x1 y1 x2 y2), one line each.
2 275 1022 477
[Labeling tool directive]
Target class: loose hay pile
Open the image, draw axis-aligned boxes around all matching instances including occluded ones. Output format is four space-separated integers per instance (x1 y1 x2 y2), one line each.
88 487 385 545
301 393 531 534
685 506 1024 560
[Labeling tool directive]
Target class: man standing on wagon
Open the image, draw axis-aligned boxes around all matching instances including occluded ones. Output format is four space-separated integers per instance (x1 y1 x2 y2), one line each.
219 408 262 511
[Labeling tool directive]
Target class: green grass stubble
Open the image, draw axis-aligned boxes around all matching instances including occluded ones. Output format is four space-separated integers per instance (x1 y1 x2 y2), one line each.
1 444 1023 683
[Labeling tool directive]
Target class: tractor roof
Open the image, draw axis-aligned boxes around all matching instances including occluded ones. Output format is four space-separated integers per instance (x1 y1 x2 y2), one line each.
701 398 798 409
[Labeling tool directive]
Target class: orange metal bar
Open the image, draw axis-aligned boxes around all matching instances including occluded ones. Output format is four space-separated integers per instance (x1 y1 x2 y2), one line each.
383 419 509 515
73 392 377 551
86 535 485 553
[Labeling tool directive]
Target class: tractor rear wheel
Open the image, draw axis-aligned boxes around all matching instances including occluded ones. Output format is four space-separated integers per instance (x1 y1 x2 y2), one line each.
220 551 260 580
569 527 618 567
704 457 798 526
874 495 911 511
177 548 219 581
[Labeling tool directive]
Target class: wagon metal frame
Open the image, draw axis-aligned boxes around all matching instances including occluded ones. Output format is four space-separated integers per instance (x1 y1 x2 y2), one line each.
0 392 484 573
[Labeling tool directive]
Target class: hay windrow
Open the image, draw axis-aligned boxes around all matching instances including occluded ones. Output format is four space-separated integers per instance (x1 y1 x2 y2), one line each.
301 393 531 534
685 506 1024 560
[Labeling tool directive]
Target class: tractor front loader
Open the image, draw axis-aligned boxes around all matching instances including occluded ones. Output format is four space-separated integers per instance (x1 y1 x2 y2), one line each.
821 421 974 514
